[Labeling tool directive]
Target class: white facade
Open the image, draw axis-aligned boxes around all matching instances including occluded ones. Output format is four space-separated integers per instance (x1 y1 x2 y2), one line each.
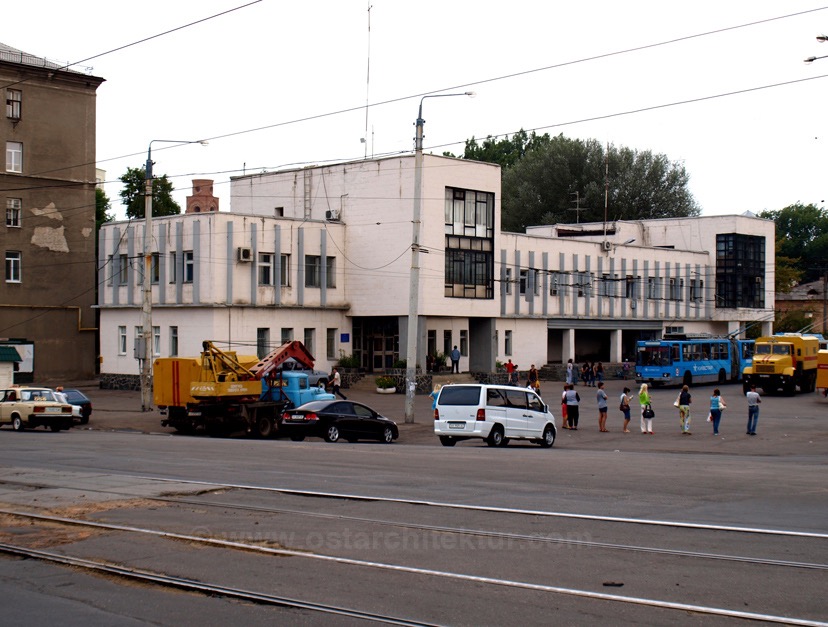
97 154 775 384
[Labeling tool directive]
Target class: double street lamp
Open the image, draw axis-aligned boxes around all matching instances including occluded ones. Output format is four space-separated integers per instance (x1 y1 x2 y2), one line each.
804 34 828 63
404 92 474 424
140 139 208 411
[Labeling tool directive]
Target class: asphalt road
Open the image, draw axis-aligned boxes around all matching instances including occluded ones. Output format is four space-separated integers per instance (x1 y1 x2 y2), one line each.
0 380 825 625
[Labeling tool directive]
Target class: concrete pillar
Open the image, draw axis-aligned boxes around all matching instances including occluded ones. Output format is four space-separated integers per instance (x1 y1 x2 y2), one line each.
610 329 623 362
562 328 576 363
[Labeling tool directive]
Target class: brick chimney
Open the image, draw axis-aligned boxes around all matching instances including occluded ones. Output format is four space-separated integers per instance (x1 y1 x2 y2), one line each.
185 179 219 213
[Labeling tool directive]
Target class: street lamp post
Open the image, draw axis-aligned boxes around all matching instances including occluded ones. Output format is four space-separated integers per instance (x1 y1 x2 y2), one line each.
141 139 207 412
404 92 474 424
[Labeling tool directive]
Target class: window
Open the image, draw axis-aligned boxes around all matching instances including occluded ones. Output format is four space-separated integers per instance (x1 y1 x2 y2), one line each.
183 251 194 283
505 267 513 295
6 141 22 173
6 198 21 227
326 328 337 360
549 272 559 296
648 277 656 299
258 253 273 285
256 328 270 359
281 328 293 344
118 326 127 355
151 253 160 285
305 255 321 287
668 277 683 301
5 251 21 282
169 252 177 282
170 326 179 356
460 330 468 357
504 330 513 356
625 275 636 299
689 278 704 302
716 233 765 308
520 269 539 296
304 328 315 355
6 89 21 120
443 330 452 357
445 236 494 299
153 326 161 356
118 254 128 285
444 187 494 239
305 255 335 288
280 254 290 286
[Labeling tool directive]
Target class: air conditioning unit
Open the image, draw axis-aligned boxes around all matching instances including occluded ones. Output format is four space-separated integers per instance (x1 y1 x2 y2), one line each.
630 300 637 310
237 247 252 262
325 209 341 221
602 241 612 252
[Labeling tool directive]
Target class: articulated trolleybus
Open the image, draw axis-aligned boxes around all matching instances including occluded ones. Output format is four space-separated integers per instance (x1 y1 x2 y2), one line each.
635 334 754 387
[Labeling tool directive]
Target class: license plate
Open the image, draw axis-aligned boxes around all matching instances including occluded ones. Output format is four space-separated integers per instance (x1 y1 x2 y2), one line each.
188 411 202 417
289 416 305 422
448 421 465 430
46 407 62 413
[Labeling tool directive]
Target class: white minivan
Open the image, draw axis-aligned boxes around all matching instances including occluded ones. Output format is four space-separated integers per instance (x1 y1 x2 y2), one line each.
433 384 556 447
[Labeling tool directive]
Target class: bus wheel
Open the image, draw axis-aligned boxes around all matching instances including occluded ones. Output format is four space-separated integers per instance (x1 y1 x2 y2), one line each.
683 372 693 387
718 369 727 385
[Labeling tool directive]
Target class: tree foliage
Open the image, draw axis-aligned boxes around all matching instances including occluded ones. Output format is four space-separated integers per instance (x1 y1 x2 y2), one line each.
454 132 699 232
759 203 828 284
95 187 112 230
118 166 181 219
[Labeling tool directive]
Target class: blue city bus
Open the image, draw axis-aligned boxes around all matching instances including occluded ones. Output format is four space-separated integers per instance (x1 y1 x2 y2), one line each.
635 335 754 387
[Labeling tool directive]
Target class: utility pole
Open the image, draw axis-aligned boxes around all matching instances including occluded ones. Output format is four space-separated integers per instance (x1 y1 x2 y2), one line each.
568 191 584 223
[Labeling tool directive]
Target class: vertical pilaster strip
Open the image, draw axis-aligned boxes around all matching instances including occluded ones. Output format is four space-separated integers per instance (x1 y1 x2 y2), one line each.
320 229 327 307
297 227 305 306
193 220 201 305
274 224 281 306
513 249 521 315
527 251 535 316
500 249 507 316
175 221 183 304
226 220 233 305
250 222 257 306
127 226 135 306
158 223 166 305
542 252 548 317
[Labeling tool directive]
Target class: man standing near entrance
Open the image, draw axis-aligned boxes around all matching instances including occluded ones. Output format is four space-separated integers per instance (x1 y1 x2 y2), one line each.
450 345 461 374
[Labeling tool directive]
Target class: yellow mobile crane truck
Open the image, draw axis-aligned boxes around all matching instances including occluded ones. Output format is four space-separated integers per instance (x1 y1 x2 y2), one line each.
742 333 819 395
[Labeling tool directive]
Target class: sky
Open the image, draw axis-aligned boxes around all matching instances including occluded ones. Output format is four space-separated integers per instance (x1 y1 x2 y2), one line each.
7 1 828 222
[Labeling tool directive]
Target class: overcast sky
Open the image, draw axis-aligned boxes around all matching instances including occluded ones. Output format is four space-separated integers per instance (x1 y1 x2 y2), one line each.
8 1 828 222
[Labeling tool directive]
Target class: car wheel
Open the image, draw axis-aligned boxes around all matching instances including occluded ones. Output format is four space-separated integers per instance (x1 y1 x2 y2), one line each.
80 416 89 425
439 436 456 447
317 379 328 389
381 427 394 443
540 425 556 448
289 435 306 442
256 416 274 438
486 425 504 447
324 424 340 443
12 415 24 432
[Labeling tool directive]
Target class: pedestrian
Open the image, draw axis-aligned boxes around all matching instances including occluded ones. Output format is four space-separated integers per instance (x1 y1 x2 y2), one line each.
596 381 608 431
450 345 461 374
527 364 540 395
564 384 580 430
588 362 596 387
505 359 518 385
639 382 654 434
429 383 442 411
709 388 726 435
331 367 347 400
745 384 761 435
677 384 692 434
561 384 570 429
596 362 604 383
619 387 632 433
622 359 630 379
581 363 590 387
566 358 574 385
54 385 68 404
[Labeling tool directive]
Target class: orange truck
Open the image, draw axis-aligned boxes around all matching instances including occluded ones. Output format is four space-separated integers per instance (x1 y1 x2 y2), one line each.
742 334 820 395
154 340 334 436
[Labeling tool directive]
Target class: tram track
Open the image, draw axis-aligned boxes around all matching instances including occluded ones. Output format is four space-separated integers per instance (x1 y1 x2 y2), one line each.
0 510 826 626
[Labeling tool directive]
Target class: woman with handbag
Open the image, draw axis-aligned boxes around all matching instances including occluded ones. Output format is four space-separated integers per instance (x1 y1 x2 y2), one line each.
677 385 692 435
619 387 632 433
639 383 654 434
561 384 570 429
709 388 726 436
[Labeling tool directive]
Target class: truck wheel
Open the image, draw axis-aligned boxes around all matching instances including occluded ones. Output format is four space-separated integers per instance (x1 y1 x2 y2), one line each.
12 415 23 432
256 416 274 438
317 379 328 389
783 380 796 396
324 424 340 443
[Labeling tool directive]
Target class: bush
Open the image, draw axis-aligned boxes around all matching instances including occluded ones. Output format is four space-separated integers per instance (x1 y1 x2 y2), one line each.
375 376 396 389
336 351 360 369
391 359 407 369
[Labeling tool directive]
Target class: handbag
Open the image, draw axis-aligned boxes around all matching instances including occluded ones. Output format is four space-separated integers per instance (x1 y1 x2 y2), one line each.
673 396 680 408
642 404 655 419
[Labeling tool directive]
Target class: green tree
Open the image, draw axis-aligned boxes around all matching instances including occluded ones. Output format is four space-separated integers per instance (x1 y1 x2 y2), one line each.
759 203 828 284
774 253 803 294
499 135 699 232
118 166 181 219
96 187 113 230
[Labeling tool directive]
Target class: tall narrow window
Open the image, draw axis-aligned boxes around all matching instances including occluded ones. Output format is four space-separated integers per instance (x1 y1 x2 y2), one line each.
151 253 160 284
305 255 321 287
118 326 127 355
258 253 273 285
183 251 194 283
325 256 336 288
281 328 294 344
170 326 179 356
505 267 513 295
6 198 21 227
460 330 468 356
280 253 291 286
153 326 161 356
118 254 128 285
443 330 452 356
326 328 337 360
304 328 315 355
6 141 22 173
256 328 270 359
6 89 21 120
504 330 513 356
5 251 21 282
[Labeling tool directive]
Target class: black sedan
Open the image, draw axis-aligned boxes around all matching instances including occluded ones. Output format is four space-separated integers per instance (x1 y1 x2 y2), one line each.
63 389 92 424
280 400 398 443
